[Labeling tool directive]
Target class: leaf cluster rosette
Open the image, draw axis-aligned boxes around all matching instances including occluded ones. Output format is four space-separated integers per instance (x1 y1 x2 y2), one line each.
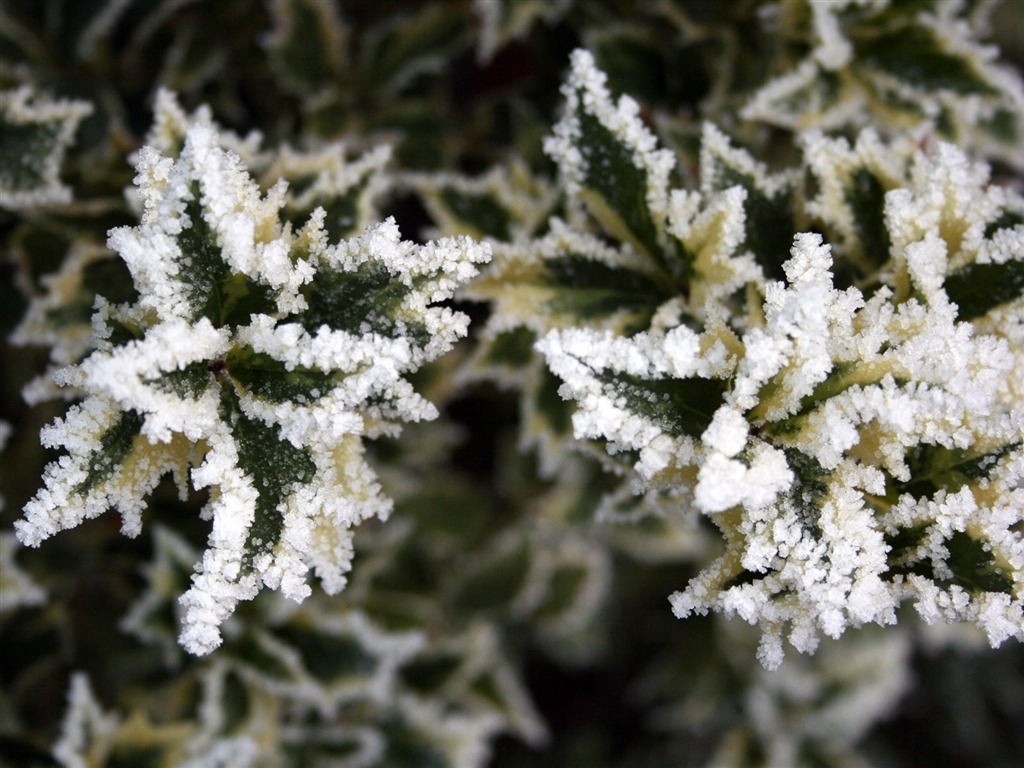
14 106 490 655
455 49 1024 668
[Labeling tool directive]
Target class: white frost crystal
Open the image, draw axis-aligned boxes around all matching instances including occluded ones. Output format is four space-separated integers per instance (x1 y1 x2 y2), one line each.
16 112 489 655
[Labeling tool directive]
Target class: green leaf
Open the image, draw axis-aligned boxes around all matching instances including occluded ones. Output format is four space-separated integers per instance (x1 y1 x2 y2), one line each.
542 254 672 326
380 722 448 768
439 188 513 240
360 5 468 96
782 448 828 536
102 312 145 347
106 746 165 768
225 345 340 404
149 361 215 400
711 164 794 281
983 212 1024 240
452 541 531 611
219 669 252 734
73 409 144 496
230 633 294 682
316 177 372 241
857 27 999 96
297 262 430 344
264 0 348 96
482 327 536 369
901 443 1020 498
887 527 1014 595
400 655 462 694
535 367 574 438
942 531 1014 594
945 258 1024 320
177 196 276 327
0 87 92 208
275 626 377 684
744 63 843 130
844 169 890 270
575 105 689 284
222 391 315 569
535 564 588 619
596 370 728 439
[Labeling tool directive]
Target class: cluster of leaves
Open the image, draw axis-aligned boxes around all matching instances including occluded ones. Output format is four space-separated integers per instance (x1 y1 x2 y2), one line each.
485 48 1024 669
2 1 1023 767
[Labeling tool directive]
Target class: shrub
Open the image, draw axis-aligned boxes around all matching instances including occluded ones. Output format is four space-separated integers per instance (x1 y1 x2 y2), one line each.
2 2 1022 766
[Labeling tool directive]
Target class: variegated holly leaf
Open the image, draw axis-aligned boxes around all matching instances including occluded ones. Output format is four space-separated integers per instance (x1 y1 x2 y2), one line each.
404 160 557 243
52 672 268 768
0 532 46 614
120 525 201 666
525 54 1023 668
799 129 917 277
473 0 573 63
697 122 799 283
741 0 1024 169
641 620 914 768
464 220 672 337
357 3 470 99
144 88 392 241
544 49 691 289
262 0 350 98
0 86 92 209
16 111 490 655
11 240 135 404
52 674 122 768
225 606 424 716
460 51 780 476
373 694 503 768
399 623 547 748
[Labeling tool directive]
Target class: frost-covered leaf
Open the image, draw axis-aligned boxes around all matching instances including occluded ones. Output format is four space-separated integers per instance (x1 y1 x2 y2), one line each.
404 161 557 243
120 525 200 666
800 129 914 275
544 49 690 287
463 220 672 339
144 88 391 241
0 86 92 209
945 257 1024 321
53 672 264 768
742 0 1024 169
704 623 913 768
53 674 121 768
227 607 423 716
16 105 490 655
375 695 502 768
699 123 798 282
358 4 469 98
473 0 572 63
11 241 135 404
262 0 349 97
0 533 46 613
400 624 547 748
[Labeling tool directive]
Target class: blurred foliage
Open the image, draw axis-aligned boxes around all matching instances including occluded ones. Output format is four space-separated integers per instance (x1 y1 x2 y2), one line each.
1 1 1022 767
